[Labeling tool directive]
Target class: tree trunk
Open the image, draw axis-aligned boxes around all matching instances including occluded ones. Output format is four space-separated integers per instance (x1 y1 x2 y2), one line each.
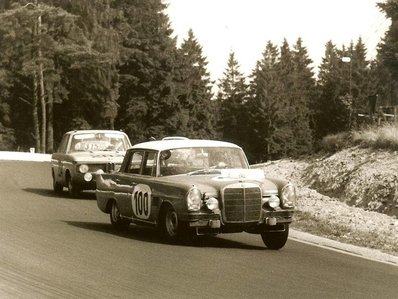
37 13 46 153
33 73 40 152
46 83 54 153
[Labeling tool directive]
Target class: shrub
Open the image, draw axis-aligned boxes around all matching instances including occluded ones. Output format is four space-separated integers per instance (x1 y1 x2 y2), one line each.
352 124 398 150
0 125 16 150
321 132 352 152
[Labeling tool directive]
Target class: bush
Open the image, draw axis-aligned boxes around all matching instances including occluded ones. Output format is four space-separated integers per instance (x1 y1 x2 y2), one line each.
352 124 398 150
0 125 15 150
322 124 398 152
321 132 352 152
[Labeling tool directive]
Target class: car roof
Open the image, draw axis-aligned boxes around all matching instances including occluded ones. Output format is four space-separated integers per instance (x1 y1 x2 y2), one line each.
65 130 128 136
131 139 241 151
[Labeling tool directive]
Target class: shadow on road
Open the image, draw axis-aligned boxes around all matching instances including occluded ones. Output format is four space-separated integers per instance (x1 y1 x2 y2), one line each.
23 188 96 200
65 220 265 250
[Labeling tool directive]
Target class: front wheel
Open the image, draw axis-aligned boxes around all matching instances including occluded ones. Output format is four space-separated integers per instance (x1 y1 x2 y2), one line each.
261 225 289 250
159 205 183 241
67 175 80 197
110 200 130 229
52 173 63 193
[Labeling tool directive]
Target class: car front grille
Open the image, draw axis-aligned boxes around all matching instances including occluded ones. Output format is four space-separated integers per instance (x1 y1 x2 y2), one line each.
222 183 262 223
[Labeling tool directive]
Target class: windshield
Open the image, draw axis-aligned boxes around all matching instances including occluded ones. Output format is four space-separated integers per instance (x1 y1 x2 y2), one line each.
159 147 248 176
69 132 129 152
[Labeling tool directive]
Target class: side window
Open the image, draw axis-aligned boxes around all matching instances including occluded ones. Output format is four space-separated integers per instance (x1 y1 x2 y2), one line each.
142 151 157 176
57 135 69 153
127 151 144 174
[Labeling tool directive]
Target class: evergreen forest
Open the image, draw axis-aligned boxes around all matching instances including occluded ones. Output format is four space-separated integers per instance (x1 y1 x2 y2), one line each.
1 0 398 163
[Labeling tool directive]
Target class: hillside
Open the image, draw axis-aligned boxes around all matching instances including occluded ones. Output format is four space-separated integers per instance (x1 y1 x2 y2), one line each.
253 146 398 256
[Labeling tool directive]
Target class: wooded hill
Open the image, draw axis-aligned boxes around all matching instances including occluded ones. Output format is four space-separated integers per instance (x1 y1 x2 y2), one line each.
1 0 397 163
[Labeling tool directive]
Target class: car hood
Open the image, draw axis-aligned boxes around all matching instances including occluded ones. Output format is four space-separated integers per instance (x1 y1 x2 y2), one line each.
66 151 126 163
161 169 279 193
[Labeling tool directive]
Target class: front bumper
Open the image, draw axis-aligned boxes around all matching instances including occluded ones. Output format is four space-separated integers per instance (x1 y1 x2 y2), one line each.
71 173 97 190
188 209 294 235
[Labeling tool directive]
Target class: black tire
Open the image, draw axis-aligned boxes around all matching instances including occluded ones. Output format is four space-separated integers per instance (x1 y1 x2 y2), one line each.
110 200 130 229
66 174 80 197
261 225 289 250
159 205 182 241
52 172 63 193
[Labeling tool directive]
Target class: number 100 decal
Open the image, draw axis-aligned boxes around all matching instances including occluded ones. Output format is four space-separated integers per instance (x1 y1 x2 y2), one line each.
132 184 152 220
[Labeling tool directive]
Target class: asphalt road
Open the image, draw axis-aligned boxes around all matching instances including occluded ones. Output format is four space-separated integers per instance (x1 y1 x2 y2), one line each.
0 161 397 299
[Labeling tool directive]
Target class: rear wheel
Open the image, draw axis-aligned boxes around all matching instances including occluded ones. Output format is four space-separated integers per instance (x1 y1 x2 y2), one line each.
261 225 289 250
110 200 130 229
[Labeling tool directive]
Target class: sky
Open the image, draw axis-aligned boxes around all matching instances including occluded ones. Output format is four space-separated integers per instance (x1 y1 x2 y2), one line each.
165 0 391 82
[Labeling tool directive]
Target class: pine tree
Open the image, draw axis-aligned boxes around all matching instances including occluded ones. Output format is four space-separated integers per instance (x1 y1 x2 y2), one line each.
49 0 121 137
174 29 216 138
216 51 248 146
376 1 398 106
290 38 315 154
246 41 280 162
351 38 370 118
316 41 350 138
115 0 178 143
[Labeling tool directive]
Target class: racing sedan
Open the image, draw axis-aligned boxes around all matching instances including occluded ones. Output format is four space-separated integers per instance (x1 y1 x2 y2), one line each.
96 138 296 249
51 130 131 196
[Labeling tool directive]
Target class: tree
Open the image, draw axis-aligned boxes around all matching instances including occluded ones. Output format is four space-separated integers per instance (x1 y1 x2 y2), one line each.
290 38 315 154
376 0 398 106
0 1 102 152
316 41 350 138
246 41 280 162
216 51 248 146
115 0 178 144
174 29 216 138
48 0 122 147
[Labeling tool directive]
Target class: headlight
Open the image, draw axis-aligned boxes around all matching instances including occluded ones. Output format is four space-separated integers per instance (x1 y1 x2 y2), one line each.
205 197 219 211
267 195 280 208
84 172 93 182
281 184 296 208
187 187 202 211
79 164 89 173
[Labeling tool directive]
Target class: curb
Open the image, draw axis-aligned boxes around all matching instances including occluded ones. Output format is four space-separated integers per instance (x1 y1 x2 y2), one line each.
290 229 398 266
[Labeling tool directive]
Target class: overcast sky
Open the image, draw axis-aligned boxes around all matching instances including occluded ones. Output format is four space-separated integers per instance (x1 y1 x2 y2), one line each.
165 0 390 82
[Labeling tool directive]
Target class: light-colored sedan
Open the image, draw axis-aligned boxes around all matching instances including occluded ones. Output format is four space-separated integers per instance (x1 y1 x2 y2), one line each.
51 130 131 196
96 138 296 249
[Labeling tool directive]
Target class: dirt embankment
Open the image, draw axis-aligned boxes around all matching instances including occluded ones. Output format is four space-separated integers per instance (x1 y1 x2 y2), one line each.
253 146 398 255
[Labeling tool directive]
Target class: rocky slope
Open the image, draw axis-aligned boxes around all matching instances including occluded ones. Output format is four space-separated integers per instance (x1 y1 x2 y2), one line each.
253 146 398 256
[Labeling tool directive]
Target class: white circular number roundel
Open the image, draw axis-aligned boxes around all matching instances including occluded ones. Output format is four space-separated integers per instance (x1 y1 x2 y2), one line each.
132 184 152 220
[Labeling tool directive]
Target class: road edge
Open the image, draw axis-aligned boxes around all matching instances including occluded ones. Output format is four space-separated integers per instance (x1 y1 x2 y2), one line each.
290 229 398 267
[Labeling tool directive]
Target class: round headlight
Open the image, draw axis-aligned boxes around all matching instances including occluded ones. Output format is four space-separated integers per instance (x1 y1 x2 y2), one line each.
84 172 93 182
281 184 296 208
268 195 280 208
79 164 89 173
187 187 202 211
205 197 219 211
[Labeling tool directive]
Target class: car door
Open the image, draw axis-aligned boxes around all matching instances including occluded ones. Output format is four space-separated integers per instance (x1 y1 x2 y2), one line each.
129 151 159 223
114 150 144 217
113 149 159 224
52 134 70 184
